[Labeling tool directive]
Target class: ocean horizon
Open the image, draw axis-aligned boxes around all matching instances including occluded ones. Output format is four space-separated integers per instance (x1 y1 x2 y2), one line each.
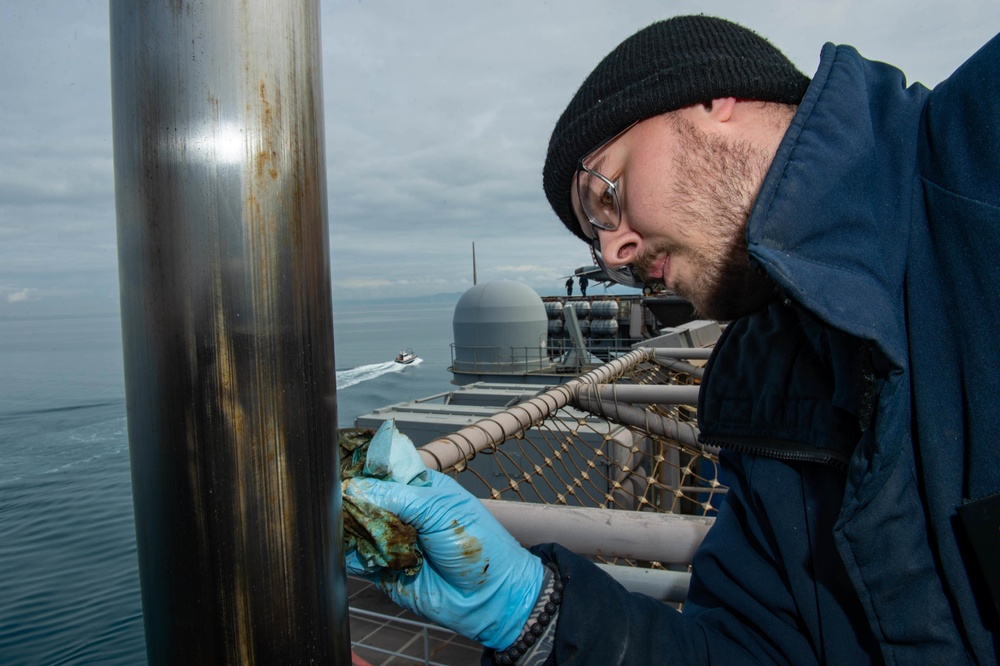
0 299 461 664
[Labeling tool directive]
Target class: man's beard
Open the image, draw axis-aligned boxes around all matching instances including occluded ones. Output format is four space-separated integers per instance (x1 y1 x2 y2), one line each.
635 115 778 321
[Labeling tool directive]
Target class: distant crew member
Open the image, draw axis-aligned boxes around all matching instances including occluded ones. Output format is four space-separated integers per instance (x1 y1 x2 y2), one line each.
578 274 588 296
565 277 573 296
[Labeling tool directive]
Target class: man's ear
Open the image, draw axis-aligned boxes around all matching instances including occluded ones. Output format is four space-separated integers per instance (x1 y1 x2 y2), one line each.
705 97 737 122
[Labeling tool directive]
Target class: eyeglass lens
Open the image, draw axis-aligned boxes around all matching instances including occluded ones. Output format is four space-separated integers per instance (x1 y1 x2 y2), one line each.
576 168 620 240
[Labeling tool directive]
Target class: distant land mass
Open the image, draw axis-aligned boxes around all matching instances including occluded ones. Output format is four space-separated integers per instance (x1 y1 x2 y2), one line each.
333 291 465 307
333 284 572 308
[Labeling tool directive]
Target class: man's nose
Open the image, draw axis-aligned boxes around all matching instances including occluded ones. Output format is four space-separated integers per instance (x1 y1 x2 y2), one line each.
596 225 640 267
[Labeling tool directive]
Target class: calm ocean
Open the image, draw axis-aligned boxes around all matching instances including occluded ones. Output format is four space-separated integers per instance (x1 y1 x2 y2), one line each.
0 299 459 665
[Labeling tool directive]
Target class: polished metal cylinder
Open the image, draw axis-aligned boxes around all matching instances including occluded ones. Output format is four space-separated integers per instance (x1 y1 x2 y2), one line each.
110 1 349 662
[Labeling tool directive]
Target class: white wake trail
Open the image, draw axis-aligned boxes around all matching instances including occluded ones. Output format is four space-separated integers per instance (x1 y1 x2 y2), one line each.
336 358 422 390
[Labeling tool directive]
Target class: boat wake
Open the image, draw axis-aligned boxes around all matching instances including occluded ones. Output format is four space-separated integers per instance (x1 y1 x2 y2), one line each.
336 358 422 390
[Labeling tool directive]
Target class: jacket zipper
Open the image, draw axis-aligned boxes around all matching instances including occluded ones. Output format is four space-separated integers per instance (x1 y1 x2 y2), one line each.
698 434 849 472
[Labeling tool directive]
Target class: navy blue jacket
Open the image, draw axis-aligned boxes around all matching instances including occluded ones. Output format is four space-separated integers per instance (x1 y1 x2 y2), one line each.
530 36 1000 665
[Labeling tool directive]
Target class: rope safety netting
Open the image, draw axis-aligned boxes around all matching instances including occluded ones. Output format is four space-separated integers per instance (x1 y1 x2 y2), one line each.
417 348 726 569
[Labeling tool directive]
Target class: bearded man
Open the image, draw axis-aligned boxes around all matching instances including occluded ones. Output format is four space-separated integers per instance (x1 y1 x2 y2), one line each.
345 16 1000 665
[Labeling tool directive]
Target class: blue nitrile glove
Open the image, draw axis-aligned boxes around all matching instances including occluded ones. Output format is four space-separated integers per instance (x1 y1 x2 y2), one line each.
343 469 545 650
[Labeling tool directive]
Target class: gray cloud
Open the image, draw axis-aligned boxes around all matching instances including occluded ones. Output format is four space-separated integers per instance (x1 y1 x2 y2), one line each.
0 0 997 315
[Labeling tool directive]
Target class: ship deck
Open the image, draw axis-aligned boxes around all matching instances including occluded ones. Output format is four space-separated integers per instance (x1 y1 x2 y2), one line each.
349 576 482 665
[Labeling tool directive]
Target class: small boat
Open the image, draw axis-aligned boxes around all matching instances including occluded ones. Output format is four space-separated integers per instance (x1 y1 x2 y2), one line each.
394 348 416 364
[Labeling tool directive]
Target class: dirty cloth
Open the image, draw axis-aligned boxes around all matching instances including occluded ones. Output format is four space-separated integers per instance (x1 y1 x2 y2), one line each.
340 420 428 575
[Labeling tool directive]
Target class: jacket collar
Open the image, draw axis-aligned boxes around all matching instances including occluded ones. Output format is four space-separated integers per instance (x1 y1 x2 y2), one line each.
746 44 930 370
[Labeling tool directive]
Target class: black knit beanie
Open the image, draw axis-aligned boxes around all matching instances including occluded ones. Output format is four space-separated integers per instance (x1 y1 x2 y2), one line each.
543 15 811 241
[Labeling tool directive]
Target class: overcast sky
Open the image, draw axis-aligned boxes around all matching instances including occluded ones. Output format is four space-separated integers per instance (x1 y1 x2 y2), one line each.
0 0 997 316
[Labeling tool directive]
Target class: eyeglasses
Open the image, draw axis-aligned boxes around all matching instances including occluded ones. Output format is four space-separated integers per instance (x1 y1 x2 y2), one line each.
574 122 642 288
576 164 621 241
574 123 637 241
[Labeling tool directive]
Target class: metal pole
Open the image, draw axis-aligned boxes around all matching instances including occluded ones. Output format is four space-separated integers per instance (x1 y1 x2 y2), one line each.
593 564 692 604
576 383 701 405
110 1 350 662
481 500 713 564
651 347 714 360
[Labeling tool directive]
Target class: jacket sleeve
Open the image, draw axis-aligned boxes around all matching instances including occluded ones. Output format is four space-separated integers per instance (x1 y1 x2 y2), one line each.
520 452 860 665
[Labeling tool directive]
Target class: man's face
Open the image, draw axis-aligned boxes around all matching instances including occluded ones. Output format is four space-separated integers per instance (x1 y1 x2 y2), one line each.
572 107 777 320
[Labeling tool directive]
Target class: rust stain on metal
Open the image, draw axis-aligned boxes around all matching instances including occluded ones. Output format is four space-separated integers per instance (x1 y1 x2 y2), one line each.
254 81 279 181
259 81 273 130
207 92 220 120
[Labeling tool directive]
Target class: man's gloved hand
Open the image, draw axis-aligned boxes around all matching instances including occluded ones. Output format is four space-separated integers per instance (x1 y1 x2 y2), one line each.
344 469 545 650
